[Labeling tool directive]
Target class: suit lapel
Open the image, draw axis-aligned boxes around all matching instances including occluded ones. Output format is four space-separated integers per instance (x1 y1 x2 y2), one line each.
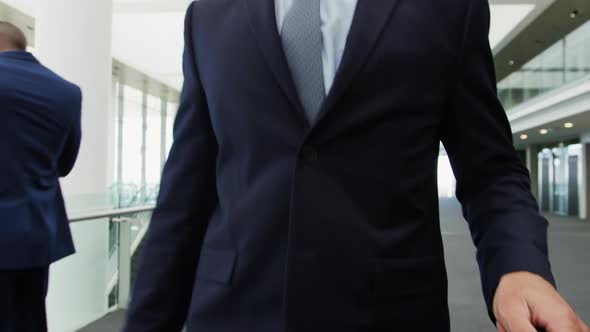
243 0 309 128
314 0 402 127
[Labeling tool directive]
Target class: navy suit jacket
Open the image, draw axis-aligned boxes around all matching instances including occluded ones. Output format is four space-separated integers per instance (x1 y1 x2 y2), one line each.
0 51 81 269
126 0 555 331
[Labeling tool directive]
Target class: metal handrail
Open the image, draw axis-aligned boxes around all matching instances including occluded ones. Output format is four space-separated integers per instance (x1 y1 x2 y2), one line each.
69 205 156 223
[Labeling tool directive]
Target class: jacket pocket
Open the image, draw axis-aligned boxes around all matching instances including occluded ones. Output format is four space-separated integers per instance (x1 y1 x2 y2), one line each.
195 247 237 284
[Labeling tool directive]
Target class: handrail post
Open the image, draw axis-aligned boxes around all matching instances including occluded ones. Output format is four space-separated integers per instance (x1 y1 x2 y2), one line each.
115 216 132 309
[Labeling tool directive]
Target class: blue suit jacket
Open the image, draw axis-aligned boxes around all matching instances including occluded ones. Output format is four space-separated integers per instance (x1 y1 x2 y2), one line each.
0 51 81 269
125 0 555 331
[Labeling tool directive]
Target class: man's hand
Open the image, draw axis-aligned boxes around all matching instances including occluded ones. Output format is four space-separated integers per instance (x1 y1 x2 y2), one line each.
493 272 589 332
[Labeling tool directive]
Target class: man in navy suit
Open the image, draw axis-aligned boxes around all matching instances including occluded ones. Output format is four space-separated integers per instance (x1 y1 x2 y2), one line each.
125 1 589 331
0 22 82 332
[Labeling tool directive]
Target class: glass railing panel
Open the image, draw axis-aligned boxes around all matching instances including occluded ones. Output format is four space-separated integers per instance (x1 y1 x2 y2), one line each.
64 192 114 216
46 206 154 331
46 217 111 332
108 183 160 209
499 19 590 111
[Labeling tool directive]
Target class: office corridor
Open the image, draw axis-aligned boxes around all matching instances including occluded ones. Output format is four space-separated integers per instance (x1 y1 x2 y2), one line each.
80 198 590 331
442 198 590 331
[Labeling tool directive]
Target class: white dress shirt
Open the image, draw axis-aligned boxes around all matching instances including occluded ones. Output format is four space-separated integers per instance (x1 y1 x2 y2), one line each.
276 0 359 95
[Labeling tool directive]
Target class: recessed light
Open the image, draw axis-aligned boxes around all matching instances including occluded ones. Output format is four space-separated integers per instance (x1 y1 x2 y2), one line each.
564 122 574 128
540 129 549 135
570 10 579 19
520 134 528 140
508 60 515 66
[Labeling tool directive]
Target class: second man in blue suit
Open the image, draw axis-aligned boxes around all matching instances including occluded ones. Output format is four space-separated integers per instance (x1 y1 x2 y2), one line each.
0 22 82 332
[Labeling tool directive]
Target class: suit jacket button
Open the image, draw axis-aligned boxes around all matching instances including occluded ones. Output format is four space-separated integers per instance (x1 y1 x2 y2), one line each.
302 146 319 162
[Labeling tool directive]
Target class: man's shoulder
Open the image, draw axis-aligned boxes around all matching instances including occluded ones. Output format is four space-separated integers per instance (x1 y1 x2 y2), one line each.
0 56 80 108
32 62 81 101
0 55 25 74
424 0 477 23
190 0 241 16
413 0 477 51
426 0 487 12
0 57 31 90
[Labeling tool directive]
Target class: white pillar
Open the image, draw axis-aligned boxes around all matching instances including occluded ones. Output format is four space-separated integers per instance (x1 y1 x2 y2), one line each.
35 0 113 199
160 95 168 171
578 134 590 220
117 219 132 310
581 142 590 221
526 145 541 202
35 1 114 331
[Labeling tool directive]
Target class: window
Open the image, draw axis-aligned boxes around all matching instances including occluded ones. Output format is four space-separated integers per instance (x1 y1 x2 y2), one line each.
112 80 179 208
498 20 590 111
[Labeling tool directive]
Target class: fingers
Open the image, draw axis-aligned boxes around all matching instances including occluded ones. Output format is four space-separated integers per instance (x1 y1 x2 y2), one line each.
502 318 537 332
496 303 537 332
543 309 585 332
498 306 585 332
493 273 585 332
497 321 507 332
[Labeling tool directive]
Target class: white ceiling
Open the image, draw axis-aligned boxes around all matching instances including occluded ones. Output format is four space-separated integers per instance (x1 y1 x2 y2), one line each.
489 4 536 49
1 0 552 91
112 11 186 89
111 0 192 89
114 0 193 13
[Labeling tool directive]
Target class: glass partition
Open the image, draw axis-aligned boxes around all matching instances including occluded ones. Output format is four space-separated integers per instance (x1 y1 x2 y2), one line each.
46 206 154 332
145 95 163 202
107 210 153 309
498 20 590 111
121 86 143 189
537 144 583 217
112 79 178 208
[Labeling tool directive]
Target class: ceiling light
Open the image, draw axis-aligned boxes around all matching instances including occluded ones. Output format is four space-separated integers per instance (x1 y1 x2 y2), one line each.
564 122 574 128
570 10 579 19
520 134 528 140
540 129 549 135
508 60 515 66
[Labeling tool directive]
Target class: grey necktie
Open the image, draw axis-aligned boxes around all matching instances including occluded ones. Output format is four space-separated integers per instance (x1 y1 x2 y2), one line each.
281 0 325 123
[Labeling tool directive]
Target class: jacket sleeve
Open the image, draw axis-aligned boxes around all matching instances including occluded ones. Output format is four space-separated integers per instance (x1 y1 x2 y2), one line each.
440 0 555 321
124 3 219 331
58 88 82 177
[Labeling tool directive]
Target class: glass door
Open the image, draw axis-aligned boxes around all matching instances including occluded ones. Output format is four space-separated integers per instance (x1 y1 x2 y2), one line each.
551 147 568 215
538 149 552 212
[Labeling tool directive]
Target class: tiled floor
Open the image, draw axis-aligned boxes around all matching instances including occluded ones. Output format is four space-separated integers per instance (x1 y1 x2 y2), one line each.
79 198 590 331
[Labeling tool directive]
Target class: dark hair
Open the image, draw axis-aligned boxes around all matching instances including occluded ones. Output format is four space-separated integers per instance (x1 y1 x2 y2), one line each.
0 21 27 50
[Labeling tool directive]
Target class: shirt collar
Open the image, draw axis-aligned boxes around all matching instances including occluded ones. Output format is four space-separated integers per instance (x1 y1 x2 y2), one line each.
0 51 39 63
